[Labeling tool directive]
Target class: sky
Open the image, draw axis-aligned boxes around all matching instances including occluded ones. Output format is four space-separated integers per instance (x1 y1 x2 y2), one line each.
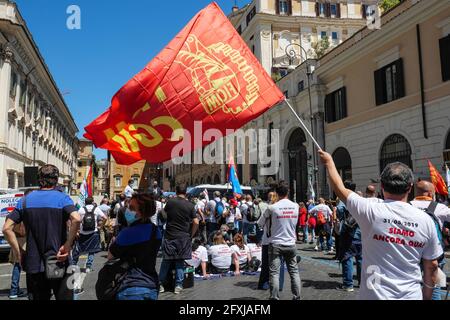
14 0 250 159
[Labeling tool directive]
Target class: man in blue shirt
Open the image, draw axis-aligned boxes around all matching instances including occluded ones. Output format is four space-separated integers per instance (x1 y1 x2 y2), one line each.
3 165 81 300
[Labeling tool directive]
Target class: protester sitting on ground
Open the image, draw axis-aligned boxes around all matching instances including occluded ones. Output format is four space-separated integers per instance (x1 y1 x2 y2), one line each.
230 233 251 276
185 238 209 279
207 232 233 274
108 193 162 300
319 150 443 300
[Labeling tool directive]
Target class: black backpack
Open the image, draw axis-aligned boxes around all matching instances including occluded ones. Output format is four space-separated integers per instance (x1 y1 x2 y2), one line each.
82 205 97 232
341 206 358 234
246 204 260 222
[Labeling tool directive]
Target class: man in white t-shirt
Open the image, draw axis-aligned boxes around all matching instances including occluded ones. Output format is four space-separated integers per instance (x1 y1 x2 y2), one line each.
71 197 107 273
319 151 442 300
411 180 450 300
309 198 334 252
241 195 258 243
259 182 301 300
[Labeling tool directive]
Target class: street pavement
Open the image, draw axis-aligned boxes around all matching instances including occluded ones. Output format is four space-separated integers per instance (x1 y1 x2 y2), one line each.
0 243 448 300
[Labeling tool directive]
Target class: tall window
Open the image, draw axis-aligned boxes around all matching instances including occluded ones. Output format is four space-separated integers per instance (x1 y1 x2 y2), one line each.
115 176 122 188
439 34 450 82
379 134 412 173
250 164 258 181
318 3 326 17
332 31 339 44
246 6 256 25
330 4 337 17
333 148 352 181
131 175 140 189
10 72 17 97
321 31 327 40
279 0 289 15
374 59 405 105
325 87 347 123
298 80 305 93
19 82 26 106
7 171 15 189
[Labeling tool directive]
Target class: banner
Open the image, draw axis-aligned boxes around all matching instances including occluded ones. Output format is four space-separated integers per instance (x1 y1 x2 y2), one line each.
84 2 284 165
428 160 448 197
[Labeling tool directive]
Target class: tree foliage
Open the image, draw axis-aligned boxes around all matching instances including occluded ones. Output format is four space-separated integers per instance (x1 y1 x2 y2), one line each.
380 0 401 12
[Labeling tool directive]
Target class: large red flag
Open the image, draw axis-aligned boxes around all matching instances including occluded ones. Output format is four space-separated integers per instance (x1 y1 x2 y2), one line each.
428 160 448 196
84 2 284 165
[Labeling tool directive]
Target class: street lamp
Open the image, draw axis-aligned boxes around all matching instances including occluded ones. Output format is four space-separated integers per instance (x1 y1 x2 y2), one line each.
284 42 320 199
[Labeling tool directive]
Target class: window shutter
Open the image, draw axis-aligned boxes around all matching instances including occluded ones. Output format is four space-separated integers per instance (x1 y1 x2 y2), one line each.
340 87 347 119
361 4 367 19
325 94 333 123
315 2 319 16
288 0 293 15
326 3 331 17
374 68 384 106
276 0 280 14
440 35 450 82
337 3 341 18
395 58 405 99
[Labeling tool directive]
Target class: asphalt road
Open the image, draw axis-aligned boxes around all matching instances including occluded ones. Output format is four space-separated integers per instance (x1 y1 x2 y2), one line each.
0 244 447 300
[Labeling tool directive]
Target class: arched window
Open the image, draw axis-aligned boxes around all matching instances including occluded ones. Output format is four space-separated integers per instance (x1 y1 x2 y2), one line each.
214 174 221 185
332 147 352 181
207 176 212 184
380 134 412 173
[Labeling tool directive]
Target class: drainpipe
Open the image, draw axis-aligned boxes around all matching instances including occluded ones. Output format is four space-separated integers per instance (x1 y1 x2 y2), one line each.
416 24 428 139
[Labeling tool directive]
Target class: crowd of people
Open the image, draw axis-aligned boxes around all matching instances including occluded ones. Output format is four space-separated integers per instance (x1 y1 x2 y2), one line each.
2 151 450 301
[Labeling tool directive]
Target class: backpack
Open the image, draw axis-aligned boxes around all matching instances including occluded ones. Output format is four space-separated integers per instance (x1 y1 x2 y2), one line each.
96 224 157 300
82 205 97 232
246 203 261 222
421 202 445 251
341 206 359 235
317 211 327 226
214 200 225 218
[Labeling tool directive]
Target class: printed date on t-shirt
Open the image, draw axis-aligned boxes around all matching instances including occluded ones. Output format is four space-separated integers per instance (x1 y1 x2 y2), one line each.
382 219 419 228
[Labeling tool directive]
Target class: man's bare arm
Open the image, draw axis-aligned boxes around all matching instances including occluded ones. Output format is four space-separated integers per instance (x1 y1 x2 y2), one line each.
191 218 199 238
318 150 353 203
422 259 439 300
3 219 21 266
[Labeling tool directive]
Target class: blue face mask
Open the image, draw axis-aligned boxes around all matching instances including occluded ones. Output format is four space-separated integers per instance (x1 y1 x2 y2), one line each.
125 209 139 225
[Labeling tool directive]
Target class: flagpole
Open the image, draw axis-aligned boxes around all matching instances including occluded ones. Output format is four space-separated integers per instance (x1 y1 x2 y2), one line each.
284 98 322 151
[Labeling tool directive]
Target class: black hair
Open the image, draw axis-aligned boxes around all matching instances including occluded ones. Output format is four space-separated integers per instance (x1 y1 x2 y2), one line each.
130 193 156 221
380 162 414 195
176 184 187 195
344 180 357 192
38 165 59 188
276 181 289 198
85 197 94 205
192 238 202 252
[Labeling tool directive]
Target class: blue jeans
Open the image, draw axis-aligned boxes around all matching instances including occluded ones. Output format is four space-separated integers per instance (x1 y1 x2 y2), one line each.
432 261 446 301
302 226 309 243
159 260 184 289
234 220 243 233
10 263 21 296
342 256 362 288
308 227 315 242
243 223 257 243
117 287 158 300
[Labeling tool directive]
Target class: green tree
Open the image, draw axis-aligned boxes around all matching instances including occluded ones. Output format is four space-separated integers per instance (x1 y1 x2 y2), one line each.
310 37 330 59
380 0 401 12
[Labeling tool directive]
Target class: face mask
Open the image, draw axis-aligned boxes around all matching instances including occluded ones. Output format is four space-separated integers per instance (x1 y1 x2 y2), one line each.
125 209 139 225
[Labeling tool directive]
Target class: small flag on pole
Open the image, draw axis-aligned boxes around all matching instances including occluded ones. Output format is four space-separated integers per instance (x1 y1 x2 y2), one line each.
428 160 448 197
228 154 242 195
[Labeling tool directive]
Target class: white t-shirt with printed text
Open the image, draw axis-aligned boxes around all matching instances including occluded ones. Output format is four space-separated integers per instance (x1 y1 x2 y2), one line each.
309 204 333 220
346 193 443 300
410 200 450 230
185 245 208 269
208 244 232 269
247 243 262 261
230 244 250 265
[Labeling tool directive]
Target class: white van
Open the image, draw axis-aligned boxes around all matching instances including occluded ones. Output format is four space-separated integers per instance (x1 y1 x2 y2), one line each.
0 192 24 253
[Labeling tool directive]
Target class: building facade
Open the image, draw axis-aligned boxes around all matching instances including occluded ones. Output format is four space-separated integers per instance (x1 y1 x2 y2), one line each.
247 0 450 201
0 0 78 191
108 152 161 199
74 139 95 195
96 159 107 197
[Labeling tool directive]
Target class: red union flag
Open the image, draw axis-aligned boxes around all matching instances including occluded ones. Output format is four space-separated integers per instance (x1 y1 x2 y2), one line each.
84 2 284 165
428 160 449 196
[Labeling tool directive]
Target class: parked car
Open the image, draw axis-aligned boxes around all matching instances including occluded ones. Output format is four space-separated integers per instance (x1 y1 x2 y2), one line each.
0 192 25 253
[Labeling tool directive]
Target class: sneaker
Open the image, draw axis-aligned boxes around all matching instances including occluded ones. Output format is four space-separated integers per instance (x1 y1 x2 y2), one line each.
174 286 183 294
336 286 354 292
9 290 26 299
314 246 319 251
159 285 165 293
85 268 92 273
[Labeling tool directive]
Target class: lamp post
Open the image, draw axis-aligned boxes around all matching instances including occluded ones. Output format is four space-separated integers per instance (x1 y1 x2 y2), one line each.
284 43 320 199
